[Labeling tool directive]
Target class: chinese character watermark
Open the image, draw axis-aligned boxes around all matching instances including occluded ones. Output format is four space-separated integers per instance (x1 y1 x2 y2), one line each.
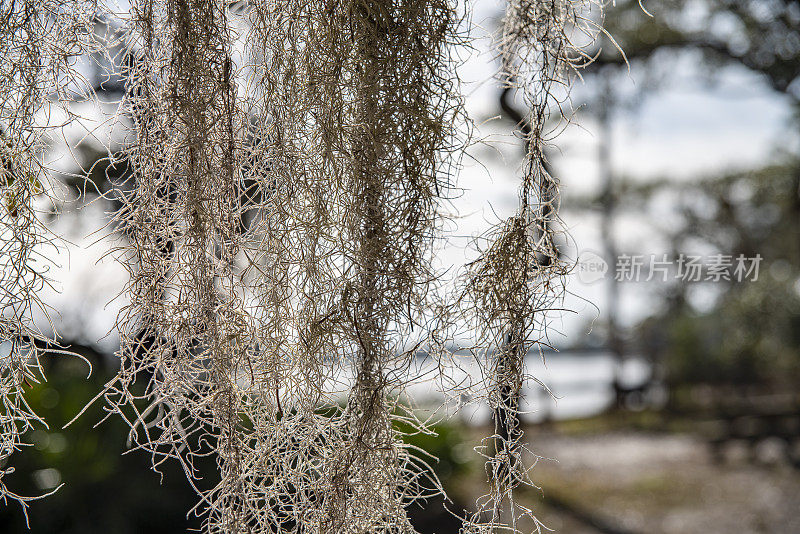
575 252 762 284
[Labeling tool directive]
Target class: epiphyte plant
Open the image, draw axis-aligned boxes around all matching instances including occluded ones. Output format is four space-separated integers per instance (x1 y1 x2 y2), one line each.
0 0 613 531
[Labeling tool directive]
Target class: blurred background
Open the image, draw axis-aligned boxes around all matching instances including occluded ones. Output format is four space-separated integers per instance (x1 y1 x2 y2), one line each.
2 0 799 532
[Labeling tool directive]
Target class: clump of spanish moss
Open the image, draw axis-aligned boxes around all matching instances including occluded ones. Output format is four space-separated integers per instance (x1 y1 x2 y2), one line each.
1 0 616 531
460 1 604 532
99 0 465 531
0 0 101 515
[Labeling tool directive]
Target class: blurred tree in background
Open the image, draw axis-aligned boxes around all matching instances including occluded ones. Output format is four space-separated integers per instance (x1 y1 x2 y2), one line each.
601 0 800 101
634 163 800 393
586 0 800 400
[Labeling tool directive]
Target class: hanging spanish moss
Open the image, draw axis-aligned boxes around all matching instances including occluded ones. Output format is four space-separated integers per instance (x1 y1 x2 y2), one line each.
0 0 617 530
313 0 465 529
95 0 466 530
461 1 603 532
0 0 100 515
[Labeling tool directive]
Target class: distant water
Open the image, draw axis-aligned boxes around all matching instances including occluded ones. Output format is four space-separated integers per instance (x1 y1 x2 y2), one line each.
406 351 654 424
0 339 653 424
520 351 653 422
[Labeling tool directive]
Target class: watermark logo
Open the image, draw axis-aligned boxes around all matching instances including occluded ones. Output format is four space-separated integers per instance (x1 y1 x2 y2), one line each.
576 250 608 284
574 252 762 284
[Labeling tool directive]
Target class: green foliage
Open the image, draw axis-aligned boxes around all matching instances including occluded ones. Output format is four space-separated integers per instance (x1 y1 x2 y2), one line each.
0 346 214 533
396 419 471 484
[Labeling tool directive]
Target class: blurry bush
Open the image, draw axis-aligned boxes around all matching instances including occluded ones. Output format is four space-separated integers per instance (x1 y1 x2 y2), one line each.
634 163 800 393
0 343 213 533
0 341 475 533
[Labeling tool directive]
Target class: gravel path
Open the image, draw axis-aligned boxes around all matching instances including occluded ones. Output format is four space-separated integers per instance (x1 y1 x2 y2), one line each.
524 431 800 534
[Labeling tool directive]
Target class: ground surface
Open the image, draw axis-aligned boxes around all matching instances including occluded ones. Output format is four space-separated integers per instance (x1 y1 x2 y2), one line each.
448 427 800 534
